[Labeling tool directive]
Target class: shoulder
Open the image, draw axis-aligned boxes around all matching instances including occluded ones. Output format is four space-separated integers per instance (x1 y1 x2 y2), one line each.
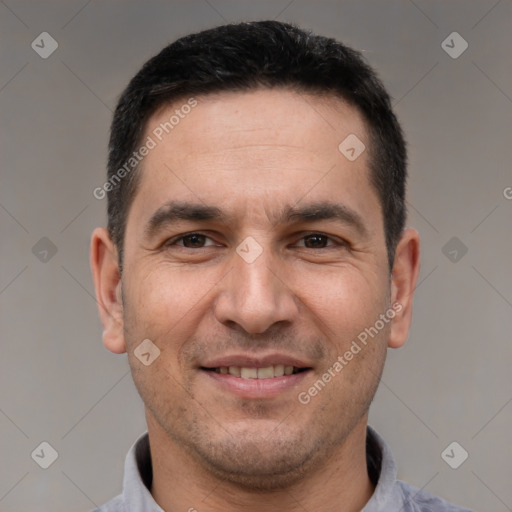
88 493 124 512
396 480 474 512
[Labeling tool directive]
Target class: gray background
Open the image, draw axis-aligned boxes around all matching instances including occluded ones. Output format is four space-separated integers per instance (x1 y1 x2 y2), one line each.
1 1 511 511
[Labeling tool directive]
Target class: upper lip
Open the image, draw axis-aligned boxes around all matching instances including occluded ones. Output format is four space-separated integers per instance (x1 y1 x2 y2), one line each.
200 352 312 369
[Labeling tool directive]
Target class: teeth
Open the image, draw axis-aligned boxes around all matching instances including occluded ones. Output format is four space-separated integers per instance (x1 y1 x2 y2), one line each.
241 367 258 379
228 366 241 377
274 364 285 377
257 366 274 379
215 365 301 379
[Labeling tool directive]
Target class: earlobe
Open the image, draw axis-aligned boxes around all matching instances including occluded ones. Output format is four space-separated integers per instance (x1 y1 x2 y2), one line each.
90 227 127 354
388 228 421 349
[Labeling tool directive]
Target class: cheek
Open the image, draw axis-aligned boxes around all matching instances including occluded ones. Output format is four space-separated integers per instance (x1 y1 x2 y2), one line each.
124 264 220 341
294 264 387 342
128 350 189 430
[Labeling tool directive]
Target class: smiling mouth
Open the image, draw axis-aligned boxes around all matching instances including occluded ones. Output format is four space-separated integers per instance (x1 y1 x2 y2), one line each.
201 365 310 379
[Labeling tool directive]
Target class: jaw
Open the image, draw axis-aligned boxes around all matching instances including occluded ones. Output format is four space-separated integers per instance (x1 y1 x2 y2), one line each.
147 402 372 502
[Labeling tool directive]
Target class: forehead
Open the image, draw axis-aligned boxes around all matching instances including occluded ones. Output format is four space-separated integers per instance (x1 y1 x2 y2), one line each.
146 88 367 162
128 88 379 231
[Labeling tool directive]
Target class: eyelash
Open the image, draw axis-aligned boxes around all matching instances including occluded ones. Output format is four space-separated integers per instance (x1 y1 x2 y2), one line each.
165 231 346 249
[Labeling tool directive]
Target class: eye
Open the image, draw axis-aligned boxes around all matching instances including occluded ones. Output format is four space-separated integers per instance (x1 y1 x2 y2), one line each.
295 233 341 249
167 232 217 248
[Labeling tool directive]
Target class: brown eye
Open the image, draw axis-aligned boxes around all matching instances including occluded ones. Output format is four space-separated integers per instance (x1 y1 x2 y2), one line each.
169 233 216 248
181 234 207 247
298 233 335 249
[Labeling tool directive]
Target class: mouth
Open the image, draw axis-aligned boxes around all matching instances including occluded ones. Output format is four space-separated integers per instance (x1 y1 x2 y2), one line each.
198 355 313 399
201 365 309 379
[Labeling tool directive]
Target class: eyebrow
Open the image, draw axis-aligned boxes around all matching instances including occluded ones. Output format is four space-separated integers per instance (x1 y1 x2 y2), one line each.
282 202 368 236
144 200 368 239
144 202 227 239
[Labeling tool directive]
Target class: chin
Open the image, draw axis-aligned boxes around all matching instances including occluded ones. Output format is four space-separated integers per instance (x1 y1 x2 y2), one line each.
184 427 327 491
199 449 314 491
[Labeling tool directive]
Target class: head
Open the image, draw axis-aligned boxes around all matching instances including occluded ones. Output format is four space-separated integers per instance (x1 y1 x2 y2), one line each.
91 21 420 489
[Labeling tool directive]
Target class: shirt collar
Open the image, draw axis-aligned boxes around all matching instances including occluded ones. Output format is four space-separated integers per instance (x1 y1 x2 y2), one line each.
362 425 404 511
122 432 162 512
122 424 399 511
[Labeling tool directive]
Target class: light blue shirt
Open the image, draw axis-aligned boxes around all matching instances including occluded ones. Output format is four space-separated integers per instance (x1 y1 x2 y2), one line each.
93 425 473 512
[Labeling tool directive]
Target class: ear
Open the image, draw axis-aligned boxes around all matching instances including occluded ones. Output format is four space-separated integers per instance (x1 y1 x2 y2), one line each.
388 228 421 349
90 227 126 354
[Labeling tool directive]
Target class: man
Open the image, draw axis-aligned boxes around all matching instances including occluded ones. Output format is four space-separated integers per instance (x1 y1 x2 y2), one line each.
90 20 472 512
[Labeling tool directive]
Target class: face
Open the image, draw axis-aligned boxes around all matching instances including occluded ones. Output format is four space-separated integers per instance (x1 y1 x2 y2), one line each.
92 88 418 489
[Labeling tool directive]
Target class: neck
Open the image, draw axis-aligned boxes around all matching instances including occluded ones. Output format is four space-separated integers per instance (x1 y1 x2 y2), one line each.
148 413 375 512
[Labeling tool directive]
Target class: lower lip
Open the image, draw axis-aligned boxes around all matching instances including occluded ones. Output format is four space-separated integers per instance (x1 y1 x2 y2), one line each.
201 369 311 399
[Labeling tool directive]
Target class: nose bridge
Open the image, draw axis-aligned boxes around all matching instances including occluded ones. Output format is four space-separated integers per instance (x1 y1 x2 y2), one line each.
214 238 298 333
238 246 278 302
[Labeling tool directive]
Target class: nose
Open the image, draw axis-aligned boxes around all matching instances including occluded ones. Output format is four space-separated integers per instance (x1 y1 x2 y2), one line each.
213 243 300 334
